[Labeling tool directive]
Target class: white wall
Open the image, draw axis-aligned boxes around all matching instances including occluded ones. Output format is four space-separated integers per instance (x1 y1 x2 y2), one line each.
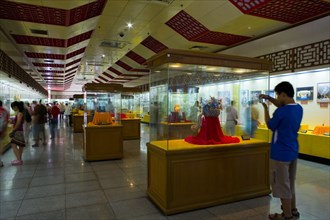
198 68 330 129
269 68 330 129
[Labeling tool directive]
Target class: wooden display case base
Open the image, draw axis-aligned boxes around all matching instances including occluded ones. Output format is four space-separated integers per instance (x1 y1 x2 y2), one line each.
73 115 84 133
147 138 271 215
83 125 123 161
121 119 141 140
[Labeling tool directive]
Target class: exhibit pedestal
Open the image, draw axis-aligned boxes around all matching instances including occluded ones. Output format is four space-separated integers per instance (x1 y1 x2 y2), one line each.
73 115 93 133
83 125 123 161
73 115 84 133
121 118 141 140
147 138 271 215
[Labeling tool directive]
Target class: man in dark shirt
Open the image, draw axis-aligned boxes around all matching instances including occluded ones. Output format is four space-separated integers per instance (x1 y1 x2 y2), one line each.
32 100 48 147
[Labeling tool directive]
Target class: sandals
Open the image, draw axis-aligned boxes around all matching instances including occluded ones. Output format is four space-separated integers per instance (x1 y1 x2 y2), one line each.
11 160 23 166
281 205 300 218
269 213 294 220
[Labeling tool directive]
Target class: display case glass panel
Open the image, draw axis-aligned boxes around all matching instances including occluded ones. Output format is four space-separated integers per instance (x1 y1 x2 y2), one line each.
147 50 272 150
121 93 141 118
83 84 122 125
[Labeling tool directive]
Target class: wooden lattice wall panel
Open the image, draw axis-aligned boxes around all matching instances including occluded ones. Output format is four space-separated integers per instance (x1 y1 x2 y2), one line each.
258 50 292 72
258 39 330 73
294 40 330 69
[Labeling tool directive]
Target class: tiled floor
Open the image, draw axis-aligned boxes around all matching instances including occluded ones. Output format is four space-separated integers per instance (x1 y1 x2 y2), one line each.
0 122 329 220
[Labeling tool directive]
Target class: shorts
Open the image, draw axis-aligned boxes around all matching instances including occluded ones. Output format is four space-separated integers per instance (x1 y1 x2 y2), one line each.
270 159 297 199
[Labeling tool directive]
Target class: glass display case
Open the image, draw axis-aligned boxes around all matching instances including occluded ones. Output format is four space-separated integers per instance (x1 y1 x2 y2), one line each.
72 94 84 111
82 83 123 161
71 94 84 133
120 87 142 139
148 50 272 147
146 49 273 215
140 92 150 123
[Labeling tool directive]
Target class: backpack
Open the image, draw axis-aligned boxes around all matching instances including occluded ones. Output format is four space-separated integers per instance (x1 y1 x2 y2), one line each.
24 108 32 123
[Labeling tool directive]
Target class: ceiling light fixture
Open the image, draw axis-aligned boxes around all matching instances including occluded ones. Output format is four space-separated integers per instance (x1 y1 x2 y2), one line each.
127 22 133 29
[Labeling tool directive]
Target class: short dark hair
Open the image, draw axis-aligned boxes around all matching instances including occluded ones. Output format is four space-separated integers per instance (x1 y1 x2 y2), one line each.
0 100 2 106
274 81 294 98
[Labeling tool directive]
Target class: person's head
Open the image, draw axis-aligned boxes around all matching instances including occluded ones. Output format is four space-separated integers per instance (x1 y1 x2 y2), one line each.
0 100 3 107
11 101 24 112
274 81 295 104
231 100 235 106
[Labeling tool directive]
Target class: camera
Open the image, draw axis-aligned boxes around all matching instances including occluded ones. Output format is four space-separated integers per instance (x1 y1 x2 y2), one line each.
119 32 124 37
259 98 265 103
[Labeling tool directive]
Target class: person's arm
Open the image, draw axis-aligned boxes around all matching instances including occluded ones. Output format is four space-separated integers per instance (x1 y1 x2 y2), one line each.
259 94 281 107
261 103 270 128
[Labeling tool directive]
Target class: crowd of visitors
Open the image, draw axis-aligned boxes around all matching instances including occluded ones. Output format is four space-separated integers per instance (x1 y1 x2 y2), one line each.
0 100 72 166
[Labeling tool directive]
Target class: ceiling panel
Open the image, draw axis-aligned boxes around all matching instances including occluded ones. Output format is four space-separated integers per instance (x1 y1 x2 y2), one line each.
0 0 329 92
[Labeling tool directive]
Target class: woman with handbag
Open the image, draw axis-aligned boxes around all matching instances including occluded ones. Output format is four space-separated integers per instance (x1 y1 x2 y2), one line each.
9 101 26 165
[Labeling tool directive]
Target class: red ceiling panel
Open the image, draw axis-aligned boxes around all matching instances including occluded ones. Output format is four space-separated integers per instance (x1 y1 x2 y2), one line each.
25 52 65 60
65 71 75 77
33 63 65 68
25 48 86 61
66 48 86 59
108 67 123 76
12 34 65 47
229 0 330 24
99 75 108 82
41 75 63 78
141 36 168 54
194 31 251 46
166 10 250 46
115 60 132 71
0 0 106 26
228 0 271 13
166 10 209 40
38 70 64 73
69 0 107 25
65 66 78 73
0 1 67 25
103 72 114 79
125 51 147 64
67 30 94 47
12 30 93 47
66 58 82 68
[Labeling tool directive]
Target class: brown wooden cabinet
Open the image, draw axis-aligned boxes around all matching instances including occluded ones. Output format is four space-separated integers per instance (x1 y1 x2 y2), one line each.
147 138 270 215
83 124 123 161
72 115 84 133
121 118 141 140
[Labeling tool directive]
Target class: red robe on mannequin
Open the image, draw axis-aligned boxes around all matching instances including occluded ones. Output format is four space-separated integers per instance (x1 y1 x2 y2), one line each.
185 115 240 145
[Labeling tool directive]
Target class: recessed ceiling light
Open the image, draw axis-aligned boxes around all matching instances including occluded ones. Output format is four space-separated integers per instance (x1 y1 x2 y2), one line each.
127 22 133 29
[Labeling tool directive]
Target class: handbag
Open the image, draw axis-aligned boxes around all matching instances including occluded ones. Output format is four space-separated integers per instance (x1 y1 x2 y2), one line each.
11 130 25 146
9 131 15 138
